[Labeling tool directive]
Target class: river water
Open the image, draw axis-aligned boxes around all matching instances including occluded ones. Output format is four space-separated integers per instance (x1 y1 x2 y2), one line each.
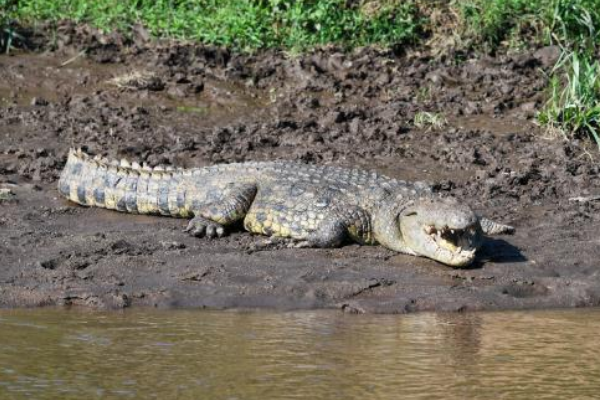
0 308 598 399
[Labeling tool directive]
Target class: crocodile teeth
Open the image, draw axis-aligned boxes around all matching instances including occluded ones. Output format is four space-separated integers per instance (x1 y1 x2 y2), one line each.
440 238 458 252
120 159 131 168
131 162 141 170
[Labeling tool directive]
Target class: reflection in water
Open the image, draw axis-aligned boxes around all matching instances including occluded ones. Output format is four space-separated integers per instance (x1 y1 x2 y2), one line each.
0 308 599 399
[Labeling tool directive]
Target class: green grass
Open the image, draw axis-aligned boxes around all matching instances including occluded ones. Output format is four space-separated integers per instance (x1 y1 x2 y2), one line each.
7 0 424 51
7 0 600 52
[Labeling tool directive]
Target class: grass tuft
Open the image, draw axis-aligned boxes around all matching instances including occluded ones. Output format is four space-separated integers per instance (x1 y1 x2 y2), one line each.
538 51 600 148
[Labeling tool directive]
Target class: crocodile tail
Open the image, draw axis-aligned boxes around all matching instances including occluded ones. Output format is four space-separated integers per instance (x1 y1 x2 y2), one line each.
57 148 191 217
479 217 515 235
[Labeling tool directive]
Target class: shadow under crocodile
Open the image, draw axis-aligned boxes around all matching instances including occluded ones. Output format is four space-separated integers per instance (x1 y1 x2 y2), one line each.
466 238 527 270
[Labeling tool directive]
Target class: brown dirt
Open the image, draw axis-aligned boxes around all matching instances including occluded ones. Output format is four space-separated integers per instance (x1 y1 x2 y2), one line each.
2 24 600 313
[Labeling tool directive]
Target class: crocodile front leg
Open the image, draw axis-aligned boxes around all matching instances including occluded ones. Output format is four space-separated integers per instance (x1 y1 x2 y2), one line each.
296 206 374 248
185 184 257 238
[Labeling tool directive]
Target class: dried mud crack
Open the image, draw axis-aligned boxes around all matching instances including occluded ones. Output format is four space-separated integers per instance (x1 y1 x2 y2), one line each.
1 26 600 313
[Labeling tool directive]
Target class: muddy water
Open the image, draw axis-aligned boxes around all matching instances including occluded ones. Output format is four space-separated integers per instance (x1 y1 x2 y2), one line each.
0 309 598 399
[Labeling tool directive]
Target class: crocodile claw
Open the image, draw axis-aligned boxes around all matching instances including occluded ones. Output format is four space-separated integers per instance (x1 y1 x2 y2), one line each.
185 217 226 238
288 240 312 249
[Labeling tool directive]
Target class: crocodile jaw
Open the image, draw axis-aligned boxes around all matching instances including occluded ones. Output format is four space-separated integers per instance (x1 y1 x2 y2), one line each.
414 223 480 266
397 198 483 267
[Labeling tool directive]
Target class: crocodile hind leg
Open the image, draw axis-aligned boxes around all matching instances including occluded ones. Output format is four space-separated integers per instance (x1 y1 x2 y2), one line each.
185 184 257 238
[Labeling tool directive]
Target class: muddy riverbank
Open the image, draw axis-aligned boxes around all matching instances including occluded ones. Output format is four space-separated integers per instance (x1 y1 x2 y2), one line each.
1 25 600 313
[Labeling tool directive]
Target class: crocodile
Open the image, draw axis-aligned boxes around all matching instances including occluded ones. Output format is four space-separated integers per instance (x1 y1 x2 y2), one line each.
58 149 514 266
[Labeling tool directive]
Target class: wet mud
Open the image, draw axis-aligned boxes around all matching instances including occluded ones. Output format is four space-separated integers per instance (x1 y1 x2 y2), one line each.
2 24 600 313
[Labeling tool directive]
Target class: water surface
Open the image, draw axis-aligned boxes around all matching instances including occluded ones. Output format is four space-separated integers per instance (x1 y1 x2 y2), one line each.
0 308 598 399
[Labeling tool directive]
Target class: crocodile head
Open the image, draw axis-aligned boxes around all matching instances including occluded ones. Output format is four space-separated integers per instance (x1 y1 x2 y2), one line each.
399 198 483 266
375 197 483 267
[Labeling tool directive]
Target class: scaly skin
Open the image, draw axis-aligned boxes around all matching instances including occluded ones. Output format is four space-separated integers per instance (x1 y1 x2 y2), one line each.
58 149 514 266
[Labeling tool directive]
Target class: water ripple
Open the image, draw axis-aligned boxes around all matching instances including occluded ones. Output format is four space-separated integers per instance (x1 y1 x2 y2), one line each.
0 308 598 399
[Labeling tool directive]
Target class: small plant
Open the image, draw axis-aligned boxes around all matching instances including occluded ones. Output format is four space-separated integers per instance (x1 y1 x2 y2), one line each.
538 51 600 148
415 85 432 102
0 188 15 201
413 111 447 131
176 105 208 114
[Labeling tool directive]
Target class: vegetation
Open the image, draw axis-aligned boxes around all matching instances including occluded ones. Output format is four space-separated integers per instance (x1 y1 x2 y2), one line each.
539 52 600 148
5 0 600 147
450 0 547 51
413 111 447 131
541 0 600 148
1 0 20 53
441 0 600 50
5 0 600 52
6 0 424 51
